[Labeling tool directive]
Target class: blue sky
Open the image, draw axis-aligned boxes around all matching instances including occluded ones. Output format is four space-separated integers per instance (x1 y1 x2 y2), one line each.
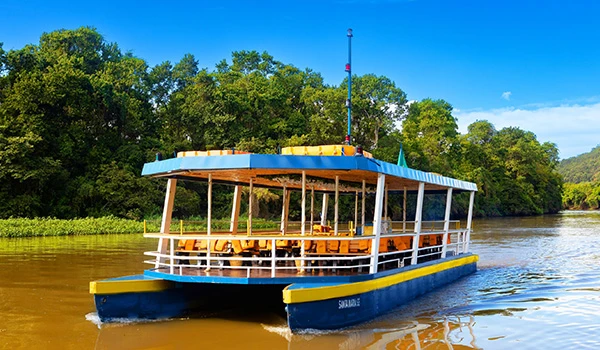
1 0 599 158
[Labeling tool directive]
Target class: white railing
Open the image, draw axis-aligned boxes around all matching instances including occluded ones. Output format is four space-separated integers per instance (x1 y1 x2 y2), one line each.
143 224 471 278
143 219 461 235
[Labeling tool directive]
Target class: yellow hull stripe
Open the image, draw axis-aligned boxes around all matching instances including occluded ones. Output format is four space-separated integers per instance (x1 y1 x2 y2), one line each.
283 255 478 304
90 278 174 295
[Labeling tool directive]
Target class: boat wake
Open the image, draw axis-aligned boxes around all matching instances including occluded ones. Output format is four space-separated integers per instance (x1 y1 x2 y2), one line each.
85 312 182 329
85 312 102 329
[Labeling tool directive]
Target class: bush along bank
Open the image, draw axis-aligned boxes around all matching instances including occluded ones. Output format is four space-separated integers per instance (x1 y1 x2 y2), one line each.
0 216 283 238
0 217 144 238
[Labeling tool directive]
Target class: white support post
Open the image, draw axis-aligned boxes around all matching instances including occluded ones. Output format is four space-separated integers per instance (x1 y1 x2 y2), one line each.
156 178 177 268
465 191 475 253
411 182 425 265
369 173 386 274
403 187 407 233
207 174 212 236
321 194 328 226
354 191 358 234
248 178 253 235
284 188 291 234
441 188 453 258
280 185 288 233
230 185 242 233
334 176 339 236
300 171 306 270
361 180 366 233
169 238 175 274
271 238 276 277
205 174 213 271
310 187 314 234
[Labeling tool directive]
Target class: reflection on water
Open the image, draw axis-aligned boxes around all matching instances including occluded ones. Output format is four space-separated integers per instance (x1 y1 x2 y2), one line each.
93 314 480 350
1 211 600 349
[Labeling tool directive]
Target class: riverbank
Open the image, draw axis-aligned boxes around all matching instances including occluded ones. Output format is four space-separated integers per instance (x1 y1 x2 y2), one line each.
0 217 144 238
0 216 281 238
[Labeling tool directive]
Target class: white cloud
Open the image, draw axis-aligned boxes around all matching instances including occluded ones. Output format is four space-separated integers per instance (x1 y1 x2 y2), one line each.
501 91 512 100
455 102 600 159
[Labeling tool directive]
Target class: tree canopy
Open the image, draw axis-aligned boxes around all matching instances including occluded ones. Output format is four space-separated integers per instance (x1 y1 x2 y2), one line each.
558 145 600 183
558 145 600 210
0 27 564 219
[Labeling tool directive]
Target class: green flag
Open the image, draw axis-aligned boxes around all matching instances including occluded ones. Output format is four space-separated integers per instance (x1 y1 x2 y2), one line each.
397 143 408 167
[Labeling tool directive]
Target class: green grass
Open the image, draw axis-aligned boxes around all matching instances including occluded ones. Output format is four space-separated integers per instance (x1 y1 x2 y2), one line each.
0 217 144 238
0 216 282 238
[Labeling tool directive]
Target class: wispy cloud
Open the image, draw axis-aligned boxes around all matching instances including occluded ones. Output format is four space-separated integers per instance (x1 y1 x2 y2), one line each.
501 91 512 101
455 101 600 159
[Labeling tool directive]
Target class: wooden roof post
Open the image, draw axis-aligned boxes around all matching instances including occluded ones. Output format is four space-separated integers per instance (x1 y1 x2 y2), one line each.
410 182 425 265
369 173 386 274
156 178 177 268
230 185 242 234
441 187 453 258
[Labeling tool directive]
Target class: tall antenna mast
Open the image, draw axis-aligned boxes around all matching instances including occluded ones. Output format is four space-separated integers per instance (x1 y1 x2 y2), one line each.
345 28 353 145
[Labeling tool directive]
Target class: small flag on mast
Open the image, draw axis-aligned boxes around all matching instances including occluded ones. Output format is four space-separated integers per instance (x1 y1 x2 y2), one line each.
397 143 408 167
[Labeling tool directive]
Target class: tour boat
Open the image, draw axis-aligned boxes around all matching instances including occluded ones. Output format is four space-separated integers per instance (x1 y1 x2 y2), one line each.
89 29 477 331
90 144 478 331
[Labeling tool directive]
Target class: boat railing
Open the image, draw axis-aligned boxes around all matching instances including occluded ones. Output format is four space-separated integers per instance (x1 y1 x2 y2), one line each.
142 224 471 277
142 219 460 235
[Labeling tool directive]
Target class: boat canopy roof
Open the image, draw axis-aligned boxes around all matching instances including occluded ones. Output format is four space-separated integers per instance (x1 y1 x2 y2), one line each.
142 152 477 193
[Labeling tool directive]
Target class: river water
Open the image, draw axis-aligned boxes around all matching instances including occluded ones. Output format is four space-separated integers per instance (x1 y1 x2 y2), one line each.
1 211 599 349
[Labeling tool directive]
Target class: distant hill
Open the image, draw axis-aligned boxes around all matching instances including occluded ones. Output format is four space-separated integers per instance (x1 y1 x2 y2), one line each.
558 146 600 183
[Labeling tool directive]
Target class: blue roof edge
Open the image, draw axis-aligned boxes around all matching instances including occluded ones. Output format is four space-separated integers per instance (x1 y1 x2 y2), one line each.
141 154 477 192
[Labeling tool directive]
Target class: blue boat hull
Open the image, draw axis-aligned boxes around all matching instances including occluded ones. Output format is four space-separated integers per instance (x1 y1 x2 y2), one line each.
285 254 478 331
91 275 285 322
91 254 477 330
94 285 193 321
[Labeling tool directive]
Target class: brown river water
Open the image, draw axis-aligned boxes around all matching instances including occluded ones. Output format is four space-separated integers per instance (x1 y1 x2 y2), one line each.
1 211 600 349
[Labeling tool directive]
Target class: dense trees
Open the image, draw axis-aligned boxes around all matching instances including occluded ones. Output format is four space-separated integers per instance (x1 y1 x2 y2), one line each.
0 27 564 219
563 182 600 210
559 146 600 209
0 28 162 218
558 146 600 183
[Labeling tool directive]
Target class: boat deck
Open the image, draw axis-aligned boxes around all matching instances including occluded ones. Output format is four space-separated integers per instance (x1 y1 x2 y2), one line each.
145 264 374 284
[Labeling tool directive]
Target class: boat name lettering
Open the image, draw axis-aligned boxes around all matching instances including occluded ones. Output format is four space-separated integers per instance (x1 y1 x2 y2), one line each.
338 297 360 309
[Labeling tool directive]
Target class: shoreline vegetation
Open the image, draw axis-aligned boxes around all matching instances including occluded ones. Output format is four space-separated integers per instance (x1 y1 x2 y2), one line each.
0 216 282 238
562 182 600 210
0 217 143 238
3 211 600 238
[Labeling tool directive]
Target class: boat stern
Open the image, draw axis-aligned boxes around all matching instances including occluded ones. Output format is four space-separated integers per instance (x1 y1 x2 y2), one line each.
284 254 478 331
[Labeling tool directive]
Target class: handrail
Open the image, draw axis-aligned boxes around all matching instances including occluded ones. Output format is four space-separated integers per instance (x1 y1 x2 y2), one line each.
142 219 462 234
142 228 471 278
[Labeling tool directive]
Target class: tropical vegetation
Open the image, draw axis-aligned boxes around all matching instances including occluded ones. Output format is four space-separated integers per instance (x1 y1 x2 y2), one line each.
559 146 600 209
0 27 564 228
